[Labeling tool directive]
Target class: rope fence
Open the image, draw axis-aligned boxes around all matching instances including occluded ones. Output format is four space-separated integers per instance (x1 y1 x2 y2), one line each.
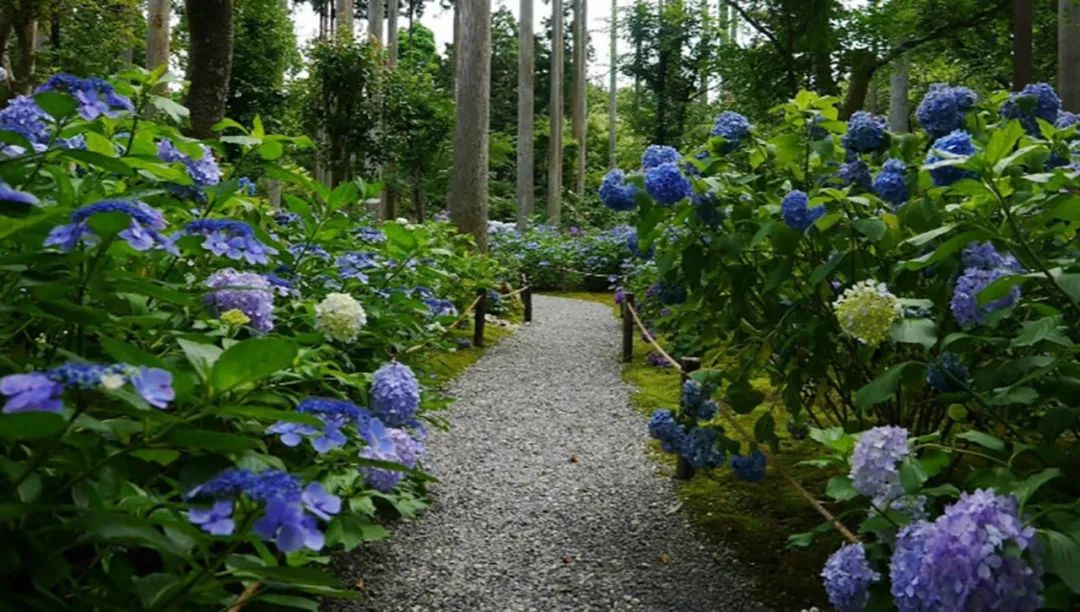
619 292 860 545
402 279 532 355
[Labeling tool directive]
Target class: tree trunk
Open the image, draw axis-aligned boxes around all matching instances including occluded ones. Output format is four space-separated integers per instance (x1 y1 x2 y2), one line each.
608 0 617 168
413 182 425 223
11 13 36 96
368 0 384 44
547 0 564 225
888 55 909 132
1059 0 1080 111
448 0 491 250
387 0 399 64
336 0 354 38
184 0 235 139
839 50 876 119
571 0 587 197
1012 0 1031 90
146 0 171 89
516 0 535 228
452 1 461 96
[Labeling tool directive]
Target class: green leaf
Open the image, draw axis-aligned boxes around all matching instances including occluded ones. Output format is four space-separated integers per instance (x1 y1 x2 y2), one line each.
209 337 297 394
217 405 322 427
58 150 135 176
889 319 937 350
1012 317 1073 348
34 91 77 120
809 251 846 285
233 565 341 588
902 230 990 270
257 140 284 160
131 449 181 466
986 119 1024 165
899 456 928 493
383 222 418 252
903 224 957 247
956 430 1005 451
753 413 776 443
133 573 183 609
0 412 67 440
149 95 189 122
177 338 222 381
825 476 858 501
853 218 886 242
77 513 187 557
86 211 132 241
855 362 924 410
726 379 764 414
1039 529 1080 594
1010 468 1061 505
327 181 359 211
168 428 263 452
977 274 1026 307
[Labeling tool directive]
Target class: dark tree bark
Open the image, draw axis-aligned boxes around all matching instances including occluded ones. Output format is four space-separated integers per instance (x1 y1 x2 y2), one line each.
11 12 36 96
184 0 235 139
1012 0 1032 90
1061 0 1080 111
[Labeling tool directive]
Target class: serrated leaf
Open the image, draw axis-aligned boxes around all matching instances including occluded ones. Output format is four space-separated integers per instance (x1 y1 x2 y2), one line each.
855 362 924 410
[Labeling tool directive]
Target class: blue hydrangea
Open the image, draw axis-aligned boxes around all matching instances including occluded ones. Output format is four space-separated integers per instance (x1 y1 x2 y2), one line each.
731 449 766 482
0 372 64 413
370 362 420 428
822 543 880 612
359 418 417 492
950 267 1021 327
682 427 726 469
424 298 458 318
0 95 50 150
842 111 888 153
837 160 873 191
644 162 691 205
203 268 276 333
182 219 277 265
267 397 366 453
622 227 653 260
0 182 39 209
353 226 386 242
1056 110 1080 130
916 84 978 138
925 129 977 186
711 111 751 153
337 251 379 282
598 169 638 211
1000 82 1061 135
680 380 718 421
962 241 1023 272
780 190 826 231
37 73 133 120
889 490 1042 612
43 200 176 254
288 242 330 262
274 211 302 227
691 190 725 227
850 425 909 501
641 144 680 170
647 409 686 454
157 139 222 187
237 176 256 196
926 352 971 392
873 158 908 207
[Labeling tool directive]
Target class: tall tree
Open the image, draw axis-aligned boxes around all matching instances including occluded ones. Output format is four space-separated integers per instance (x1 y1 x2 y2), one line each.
888 56 909 132
608 0 617 168
571 0 587 197
516 0 535 228
228 0 298 131
388 0 400 63
185 0 235 138
448 0 492 249
369 0 384 43
547 0 564 225
1013 0 1032 89
1059 0 1080 111
146 0 171 79
336 0 354 37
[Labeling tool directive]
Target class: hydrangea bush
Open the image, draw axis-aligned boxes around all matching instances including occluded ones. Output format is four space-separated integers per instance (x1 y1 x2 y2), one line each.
0 70 505 608
613 87 1080 609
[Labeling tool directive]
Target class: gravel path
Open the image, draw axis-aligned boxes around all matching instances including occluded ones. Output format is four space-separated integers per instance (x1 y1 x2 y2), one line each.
333 295 768 612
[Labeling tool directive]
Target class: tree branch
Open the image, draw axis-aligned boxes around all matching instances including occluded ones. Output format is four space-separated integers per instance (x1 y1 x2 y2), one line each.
873 0 1009 70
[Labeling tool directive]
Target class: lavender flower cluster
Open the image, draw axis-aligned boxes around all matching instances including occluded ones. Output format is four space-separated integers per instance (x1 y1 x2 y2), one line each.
849 425 909 502
916 84 978 138
37 73 133 121
950 242 1023 327
370 362 421 428
711 111 752 153
157 139 222 188
183 219 278 265
0 362 174 413
267 397 366 453
203 268 276 333
44 200 177 254
822 543 880 612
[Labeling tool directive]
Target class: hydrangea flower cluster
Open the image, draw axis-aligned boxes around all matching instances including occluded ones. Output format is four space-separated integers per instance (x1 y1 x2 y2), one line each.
186 468 341 553
850 425 909 501
0 362 174 413
680 379 718 421
182 219 278 265
1057 111 1080 130
288 242 330 262
837 160 872 191
157 139 222 187
44 200 176 253
644 162 692 205
822 543 880 612
641 144 681 170
203 269 275 333
337 251 379 282
950 242 1023 327
925 129 977 186
315 292 367 342
424 297 458 318
645 350 672 368
0 182 39 209
832 280 902 346
237 176 256 196
916 84 978 138
598 169 639 211
682 427 726 469
925 352 971 392
1000 82 1061 135
359 418 425 492
842 111 888 153
0 95 50 150
731 449 766 482
267 397 366 453
647 410 686 453
873 159 908 208
889 490 1043 611
711 111 751 153
691 190 725 227
370 362 421 427
37 73 133 121
274 211 302 227
780 190 826 231
623 227 653 260
354 226 386 243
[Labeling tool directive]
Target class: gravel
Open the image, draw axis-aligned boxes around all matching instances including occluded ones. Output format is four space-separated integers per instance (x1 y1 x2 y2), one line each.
332 295 769 611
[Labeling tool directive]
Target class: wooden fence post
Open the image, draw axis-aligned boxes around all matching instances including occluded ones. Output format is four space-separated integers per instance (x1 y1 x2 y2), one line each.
675 356 702 480
473 289 487 348
621 292 635 363
523 282 532 323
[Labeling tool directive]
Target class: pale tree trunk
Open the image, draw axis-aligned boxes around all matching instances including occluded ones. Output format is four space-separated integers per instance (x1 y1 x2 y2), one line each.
571 0 587 197
698 0 708 102
185 0 235 139
368 0 384 44
1059 0 1080 112
384 1 400 219
1012 0 1031 90
448 0 492 250
387 0 399 64
608 0 617 168
453 1 461 97
888 55 909 132
336 0 354 38
146 0 170 89
547 0 564 225
516 0 535 228
716 0 726 97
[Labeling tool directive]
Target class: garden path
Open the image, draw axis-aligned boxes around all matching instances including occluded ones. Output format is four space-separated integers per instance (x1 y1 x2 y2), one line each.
334 295 768 612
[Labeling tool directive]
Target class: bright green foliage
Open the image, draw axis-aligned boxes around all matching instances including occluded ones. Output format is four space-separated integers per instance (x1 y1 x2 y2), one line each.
228 0 301 132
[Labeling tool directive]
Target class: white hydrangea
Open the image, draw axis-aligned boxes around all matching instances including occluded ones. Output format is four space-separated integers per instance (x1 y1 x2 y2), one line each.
315 292 367 343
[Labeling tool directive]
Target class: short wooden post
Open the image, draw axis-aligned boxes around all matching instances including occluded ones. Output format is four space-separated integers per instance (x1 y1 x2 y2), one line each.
473 289 487 348
675 356 702 480
523 285 532 323
621 292 635 363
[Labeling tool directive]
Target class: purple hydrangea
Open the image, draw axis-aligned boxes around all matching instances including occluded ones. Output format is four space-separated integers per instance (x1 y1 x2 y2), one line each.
157 139 222 187
41 362 174 409
822 543 880 612
645 350 672 368
387 427 426 469
926 352 970 393
598 169 638 211
337 251 379 282
950 267 1021 327
780 190 826 231
268 397 366 453
842 111 888 153
962 241 1023 272
0 373 64 413
850 426 909 501
354 226 386 242
130 367 175 409
916 84 978 138
182 219 277 265
644 162 692 205
889 490 1042 612
925 129 977 187
44 200 176 253
1056 110 1080 130
731 449 766 482
37 74 133 121
274 211 302 227
711 111 751 153
641 144 681 170
359 418 408 492
837 159 873 191
0 95 50 150
647 409 686 454
370 362 421 428
288 242 330 262
0 182 40 209
203 268 276 333
873 158 908 207
682 427 726 469
1000 82 1061 135
424 298 458 318
187 500 235 536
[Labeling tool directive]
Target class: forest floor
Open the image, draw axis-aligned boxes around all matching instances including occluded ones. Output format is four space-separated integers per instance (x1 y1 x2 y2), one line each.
332 295 768 611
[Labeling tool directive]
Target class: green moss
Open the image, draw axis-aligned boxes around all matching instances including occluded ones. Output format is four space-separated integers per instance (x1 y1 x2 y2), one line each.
411 325 513 388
